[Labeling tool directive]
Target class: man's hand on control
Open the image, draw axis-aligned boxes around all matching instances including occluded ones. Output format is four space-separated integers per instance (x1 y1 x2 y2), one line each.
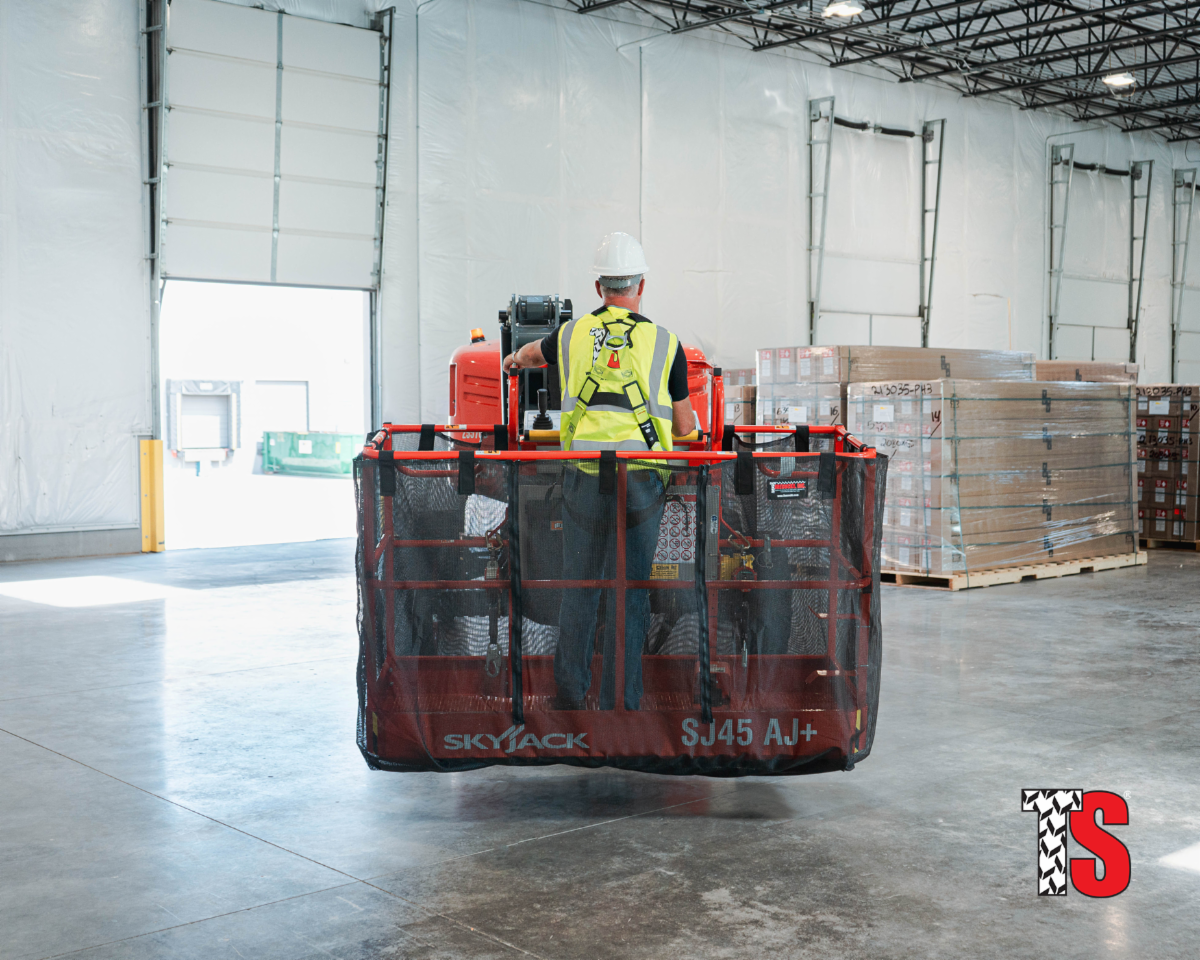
502 341 546 375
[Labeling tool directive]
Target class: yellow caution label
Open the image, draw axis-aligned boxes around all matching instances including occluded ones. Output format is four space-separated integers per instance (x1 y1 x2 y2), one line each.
650 563 679 580
372 712 378 736
856 710 861 731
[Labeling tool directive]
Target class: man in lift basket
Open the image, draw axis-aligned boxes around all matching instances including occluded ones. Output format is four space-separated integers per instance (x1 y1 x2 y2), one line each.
502 232 696 710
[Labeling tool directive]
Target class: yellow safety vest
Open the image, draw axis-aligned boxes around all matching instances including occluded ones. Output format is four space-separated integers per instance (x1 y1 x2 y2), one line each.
557 306 678 453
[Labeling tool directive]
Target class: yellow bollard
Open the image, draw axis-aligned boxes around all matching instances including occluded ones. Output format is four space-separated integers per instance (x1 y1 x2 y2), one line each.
139 439 165 552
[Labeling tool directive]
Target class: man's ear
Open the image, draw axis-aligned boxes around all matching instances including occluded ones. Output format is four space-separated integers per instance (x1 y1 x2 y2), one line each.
595 280 603 298
637 278 645 296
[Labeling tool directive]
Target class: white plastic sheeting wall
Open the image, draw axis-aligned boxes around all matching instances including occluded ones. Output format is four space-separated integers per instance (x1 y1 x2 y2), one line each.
0 0 149 537
377 0 1195 423
3 0 1198 546
163 0 382 288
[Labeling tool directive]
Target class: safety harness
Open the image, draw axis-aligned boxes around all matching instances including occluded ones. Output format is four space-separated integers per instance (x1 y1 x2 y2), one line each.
560 313 664 452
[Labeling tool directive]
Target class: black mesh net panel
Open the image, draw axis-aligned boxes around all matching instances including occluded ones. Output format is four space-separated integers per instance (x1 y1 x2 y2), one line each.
356 436 887 777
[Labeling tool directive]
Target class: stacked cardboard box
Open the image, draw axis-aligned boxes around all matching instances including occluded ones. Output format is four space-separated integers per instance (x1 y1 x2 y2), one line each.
721 368 756 387
1136 385 1199 542
724 385 756 425
1036 361 1139 383
846 380 1137 575
754 345 1036 451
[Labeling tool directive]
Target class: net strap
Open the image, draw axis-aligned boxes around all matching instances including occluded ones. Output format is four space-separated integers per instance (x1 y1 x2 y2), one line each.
696 464 713 725
507 463 524 723
457 451 475 495
379 449 395 496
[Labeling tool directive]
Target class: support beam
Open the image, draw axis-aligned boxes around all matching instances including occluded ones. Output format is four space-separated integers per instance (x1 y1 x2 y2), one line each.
1047 143 1074 361
836 0 1200 70
1128 160 1153 365
756 0 998 53
139 0 167 442
908 19 1200 85
670 0 804 36
1171 169 1197 383
1121 113 1200 134
964 51 1200 98
919 119 945 348
1087 91 1200 121
808 97 835 347
1027 74 1200 111
576 0 631 12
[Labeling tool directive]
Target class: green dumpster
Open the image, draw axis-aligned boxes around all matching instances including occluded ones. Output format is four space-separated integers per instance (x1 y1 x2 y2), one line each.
262 431 359 476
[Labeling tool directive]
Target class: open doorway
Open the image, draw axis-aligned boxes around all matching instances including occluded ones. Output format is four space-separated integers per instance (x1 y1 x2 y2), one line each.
159 280 369 549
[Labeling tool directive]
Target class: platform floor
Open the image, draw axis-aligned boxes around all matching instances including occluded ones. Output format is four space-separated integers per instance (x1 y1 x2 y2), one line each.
1 541 1197 959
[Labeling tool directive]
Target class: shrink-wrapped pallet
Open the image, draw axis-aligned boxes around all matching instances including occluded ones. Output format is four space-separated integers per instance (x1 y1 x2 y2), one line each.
1036 361 1139 383
1136 385 1199 541
754 345 1037 455
846 380 1137 575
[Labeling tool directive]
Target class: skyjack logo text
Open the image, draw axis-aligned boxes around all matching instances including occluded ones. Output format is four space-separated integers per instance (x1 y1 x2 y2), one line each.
443 725 587 753
1021 789 1131 897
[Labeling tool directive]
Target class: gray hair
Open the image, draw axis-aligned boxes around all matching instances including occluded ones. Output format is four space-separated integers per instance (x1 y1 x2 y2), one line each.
599 274 643 296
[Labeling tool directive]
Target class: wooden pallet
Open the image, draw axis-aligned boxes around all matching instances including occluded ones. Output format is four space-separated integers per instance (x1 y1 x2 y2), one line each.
1140 538 1200 551
881 552 1147 591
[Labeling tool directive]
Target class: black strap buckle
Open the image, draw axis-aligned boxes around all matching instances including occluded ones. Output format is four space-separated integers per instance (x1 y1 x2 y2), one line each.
735 449 754 495
817 451 837 499
378 449 396 497
598 450 617 495
457 450 476 496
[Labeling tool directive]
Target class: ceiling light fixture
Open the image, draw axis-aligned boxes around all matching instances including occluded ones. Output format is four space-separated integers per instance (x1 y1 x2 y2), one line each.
1101 72 1136 89
822 1 864 17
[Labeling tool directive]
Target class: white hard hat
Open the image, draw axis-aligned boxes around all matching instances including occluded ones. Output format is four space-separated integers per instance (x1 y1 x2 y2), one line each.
592 232 648 278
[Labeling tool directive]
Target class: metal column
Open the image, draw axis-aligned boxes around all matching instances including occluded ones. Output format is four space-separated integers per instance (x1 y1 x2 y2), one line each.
1171 169 1196 383
370 8 394 429
1128 160 1153 365
919 119 945 348
1047 143 1074 361
807 97 834 347
139 0 168 440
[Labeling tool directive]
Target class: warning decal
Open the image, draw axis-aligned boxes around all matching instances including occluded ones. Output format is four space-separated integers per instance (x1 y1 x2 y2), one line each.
768 479 808 500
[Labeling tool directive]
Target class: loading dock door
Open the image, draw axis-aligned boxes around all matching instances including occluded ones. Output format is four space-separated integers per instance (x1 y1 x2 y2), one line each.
162 0 382 289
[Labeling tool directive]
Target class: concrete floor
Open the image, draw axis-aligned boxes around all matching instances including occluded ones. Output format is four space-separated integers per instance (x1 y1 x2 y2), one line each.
1 540 1198 960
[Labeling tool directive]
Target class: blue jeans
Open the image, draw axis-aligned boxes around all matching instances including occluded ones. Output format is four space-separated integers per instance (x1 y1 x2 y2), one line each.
555 466 665 709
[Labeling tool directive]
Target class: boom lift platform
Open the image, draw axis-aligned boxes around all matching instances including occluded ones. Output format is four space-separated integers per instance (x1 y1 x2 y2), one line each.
355 307 886 777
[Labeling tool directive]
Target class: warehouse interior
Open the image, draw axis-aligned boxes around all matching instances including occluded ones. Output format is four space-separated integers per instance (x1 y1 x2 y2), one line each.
2 0 1199 957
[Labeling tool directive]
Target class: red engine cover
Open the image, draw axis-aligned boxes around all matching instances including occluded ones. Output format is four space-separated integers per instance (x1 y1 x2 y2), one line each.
448 336 711 431
448 339 503 425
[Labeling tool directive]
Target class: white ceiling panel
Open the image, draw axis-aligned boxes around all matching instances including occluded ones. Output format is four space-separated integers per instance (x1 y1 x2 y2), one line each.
162 0 383 288
166 167 274 229
279 180 374 236
163 224 272 282
168 50 276 119
279 125 376 183
167 111 275 174
168 0 276 63
275 234 375 288
282 70 378 132
283 14 379 80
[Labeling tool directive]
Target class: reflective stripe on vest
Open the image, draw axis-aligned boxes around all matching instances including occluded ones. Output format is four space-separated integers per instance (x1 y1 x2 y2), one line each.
558 307 677 453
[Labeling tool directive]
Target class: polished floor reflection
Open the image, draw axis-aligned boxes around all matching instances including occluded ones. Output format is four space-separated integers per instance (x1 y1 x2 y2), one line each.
1 540 1197 959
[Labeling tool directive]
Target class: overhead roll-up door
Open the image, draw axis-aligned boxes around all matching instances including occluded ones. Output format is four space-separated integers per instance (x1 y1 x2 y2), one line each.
162 0 385 289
